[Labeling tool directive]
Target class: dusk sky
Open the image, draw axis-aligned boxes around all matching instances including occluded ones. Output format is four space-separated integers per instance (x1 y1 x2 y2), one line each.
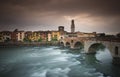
0 0 120 34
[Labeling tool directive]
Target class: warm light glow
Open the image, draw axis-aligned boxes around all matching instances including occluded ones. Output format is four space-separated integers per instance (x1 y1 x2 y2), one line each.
64 16 78 20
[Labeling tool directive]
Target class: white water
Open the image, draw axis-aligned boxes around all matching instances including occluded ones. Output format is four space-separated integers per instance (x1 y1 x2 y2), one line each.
0 46 119 77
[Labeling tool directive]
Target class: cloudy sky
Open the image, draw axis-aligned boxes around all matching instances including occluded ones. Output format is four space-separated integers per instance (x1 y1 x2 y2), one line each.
0 0 120 34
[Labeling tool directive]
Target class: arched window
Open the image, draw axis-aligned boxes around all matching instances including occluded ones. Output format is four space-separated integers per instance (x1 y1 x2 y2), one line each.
71 40 73 43
115 46 119 55
74 41 83 49
61 37 63 39
66 42 70 47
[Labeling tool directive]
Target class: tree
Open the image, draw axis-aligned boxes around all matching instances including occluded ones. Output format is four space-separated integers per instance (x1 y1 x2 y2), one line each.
116 33 120 37
14 29 18 32
23 38 31 42
38 37 42 42
51 37 58 41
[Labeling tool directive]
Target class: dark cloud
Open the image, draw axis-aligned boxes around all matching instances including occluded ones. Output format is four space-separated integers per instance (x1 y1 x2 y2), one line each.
0 0 120 33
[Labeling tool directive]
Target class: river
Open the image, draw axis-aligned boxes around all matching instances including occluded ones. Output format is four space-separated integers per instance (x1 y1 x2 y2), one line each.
0 46 120 77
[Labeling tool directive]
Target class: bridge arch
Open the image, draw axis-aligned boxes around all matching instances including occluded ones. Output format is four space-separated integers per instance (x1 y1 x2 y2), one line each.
74 41 84 49
66 42 70 47
88 43 106 54
71 40 74 43
60 42 64 46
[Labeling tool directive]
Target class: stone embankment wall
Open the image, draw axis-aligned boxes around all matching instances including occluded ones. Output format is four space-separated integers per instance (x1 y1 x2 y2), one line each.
0 41 60 47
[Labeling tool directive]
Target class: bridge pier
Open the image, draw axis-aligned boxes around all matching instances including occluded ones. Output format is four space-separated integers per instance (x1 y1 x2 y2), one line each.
70 42 74 49
112 45 120 65
113 57 120 65
84 41 94 53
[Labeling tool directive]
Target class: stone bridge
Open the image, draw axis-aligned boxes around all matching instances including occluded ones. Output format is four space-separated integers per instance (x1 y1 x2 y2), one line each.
60 37 120 64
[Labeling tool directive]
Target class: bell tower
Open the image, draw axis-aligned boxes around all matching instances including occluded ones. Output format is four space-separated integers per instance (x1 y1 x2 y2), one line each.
71 19 75 33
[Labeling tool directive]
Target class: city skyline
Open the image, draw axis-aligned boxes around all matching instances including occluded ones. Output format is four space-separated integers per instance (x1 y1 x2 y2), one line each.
0 0 120 34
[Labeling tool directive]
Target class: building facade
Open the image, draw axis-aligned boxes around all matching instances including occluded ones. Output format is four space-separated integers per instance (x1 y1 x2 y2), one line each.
58 26 66 39
0 31 12 42
24 31 32 42
47 31 52 42
31 31 40 42
17 31 25 42
51 31 60 41
77 32 96 37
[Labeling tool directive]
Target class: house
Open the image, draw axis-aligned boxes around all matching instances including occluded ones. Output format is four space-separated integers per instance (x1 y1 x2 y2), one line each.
51 31 60 41
31 31 40 42
1 31 12 42
17 31 25 42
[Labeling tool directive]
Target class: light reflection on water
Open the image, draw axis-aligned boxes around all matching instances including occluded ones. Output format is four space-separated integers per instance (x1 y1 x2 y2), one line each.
0 46 119 77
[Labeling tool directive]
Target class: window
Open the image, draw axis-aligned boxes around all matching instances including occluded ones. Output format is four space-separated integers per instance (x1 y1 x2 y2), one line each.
71 40 73 43
115 46 119 55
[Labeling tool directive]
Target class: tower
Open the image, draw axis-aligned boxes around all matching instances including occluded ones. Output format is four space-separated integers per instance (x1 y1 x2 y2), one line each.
58 26 65 39
71 19 75 33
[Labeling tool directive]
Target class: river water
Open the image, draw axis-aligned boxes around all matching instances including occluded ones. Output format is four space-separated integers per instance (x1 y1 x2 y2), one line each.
0 46 120 77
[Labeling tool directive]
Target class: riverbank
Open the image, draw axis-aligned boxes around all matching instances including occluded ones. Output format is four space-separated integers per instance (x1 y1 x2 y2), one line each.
0 41 60 47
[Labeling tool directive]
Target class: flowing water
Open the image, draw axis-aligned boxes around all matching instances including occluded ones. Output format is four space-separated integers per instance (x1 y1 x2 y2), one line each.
0 46 120 77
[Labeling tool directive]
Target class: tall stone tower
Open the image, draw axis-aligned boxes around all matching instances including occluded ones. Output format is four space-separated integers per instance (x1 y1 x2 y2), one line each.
71 19 75 33
58 26 65 39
